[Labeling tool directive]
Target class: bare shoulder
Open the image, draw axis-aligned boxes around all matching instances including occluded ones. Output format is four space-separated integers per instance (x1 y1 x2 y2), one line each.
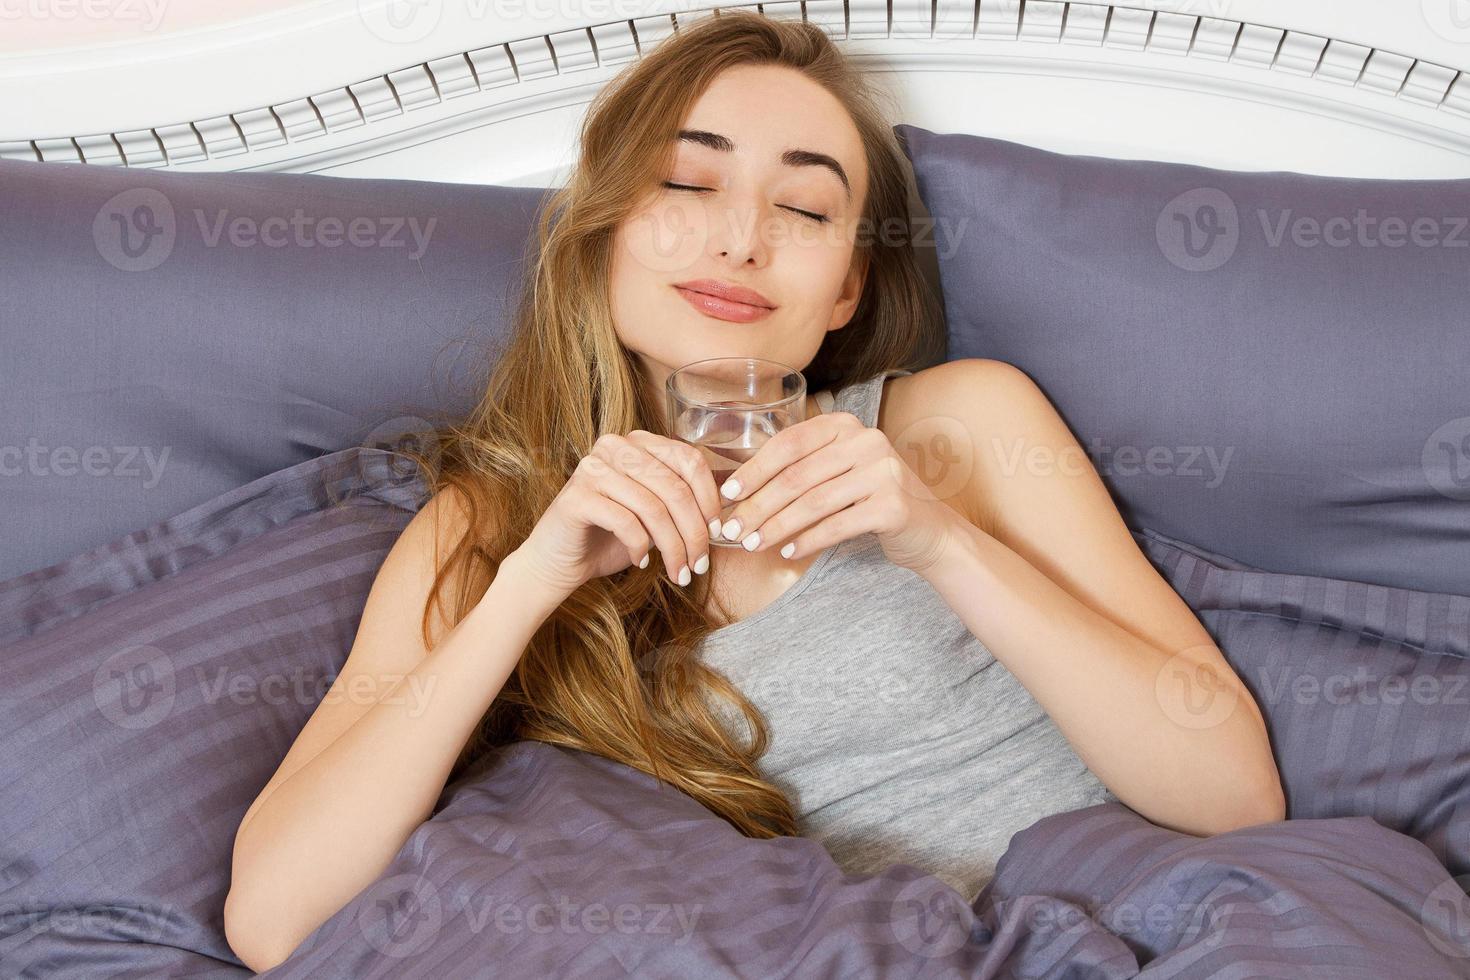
877 358 1045 531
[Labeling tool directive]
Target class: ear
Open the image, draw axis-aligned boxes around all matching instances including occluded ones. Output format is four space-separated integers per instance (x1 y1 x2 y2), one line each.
825 251 869 333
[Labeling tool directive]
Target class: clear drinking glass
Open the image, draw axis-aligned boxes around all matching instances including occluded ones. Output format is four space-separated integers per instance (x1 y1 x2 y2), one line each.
666 357 807 548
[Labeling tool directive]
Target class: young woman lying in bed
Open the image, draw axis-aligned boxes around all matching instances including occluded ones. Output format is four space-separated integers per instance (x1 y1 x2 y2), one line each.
224 13 1285 972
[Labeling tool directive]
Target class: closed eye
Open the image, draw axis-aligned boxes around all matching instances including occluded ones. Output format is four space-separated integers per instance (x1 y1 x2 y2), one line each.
661 181 830 224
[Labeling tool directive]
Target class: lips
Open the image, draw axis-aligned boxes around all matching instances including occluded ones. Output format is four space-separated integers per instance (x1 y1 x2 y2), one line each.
673 279 776 324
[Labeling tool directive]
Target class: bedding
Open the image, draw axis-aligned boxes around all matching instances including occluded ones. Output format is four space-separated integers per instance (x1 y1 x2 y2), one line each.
252 741 1470 978
1134 527 1470 879
896 124 1470 598
2 434 1468 974
0 446 429 976
0 155 544 583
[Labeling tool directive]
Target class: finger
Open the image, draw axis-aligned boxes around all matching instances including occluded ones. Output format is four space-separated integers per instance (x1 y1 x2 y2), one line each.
775 494 881 562
718 412 858 506
716 437 859 548
570 484 653 568
598 436 711 580
595 469 694 583
741 465 871 554
586 450 697 584
576 452 681 577
627 431 723 539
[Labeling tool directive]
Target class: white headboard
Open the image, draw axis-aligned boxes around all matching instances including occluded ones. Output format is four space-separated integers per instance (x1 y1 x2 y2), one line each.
3 0 1468 183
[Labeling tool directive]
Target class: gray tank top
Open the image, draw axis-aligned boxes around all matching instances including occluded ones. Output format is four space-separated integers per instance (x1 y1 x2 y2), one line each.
697 368 1118 903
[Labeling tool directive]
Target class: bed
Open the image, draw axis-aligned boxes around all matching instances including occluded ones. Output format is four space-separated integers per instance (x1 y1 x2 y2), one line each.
3 0 1469 976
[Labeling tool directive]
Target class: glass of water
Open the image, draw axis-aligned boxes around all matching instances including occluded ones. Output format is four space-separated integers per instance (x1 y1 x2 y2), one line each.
665 357 807 548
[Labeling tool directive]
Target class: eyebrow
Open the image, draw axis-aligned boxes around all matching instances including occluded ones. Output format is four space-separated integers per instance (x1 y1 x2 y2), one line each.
676 128 852 201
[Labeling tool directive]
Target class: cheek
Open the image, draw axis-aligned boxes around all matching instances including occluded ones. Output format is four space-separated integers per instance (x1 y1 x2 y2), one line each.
778 233 852 302
618 202 710 277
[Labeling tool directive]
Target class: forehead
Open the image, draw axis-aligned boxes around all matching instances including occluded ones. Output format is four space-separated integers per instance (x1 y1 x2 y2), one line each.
676 65 866 197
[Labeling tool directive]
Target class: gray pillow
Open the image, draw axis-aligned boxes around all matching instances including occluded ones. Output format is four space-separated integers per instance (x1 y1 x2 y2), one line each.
1134 527 1470 878
0 157 546 582
0 446 427 975
897 125 1470 597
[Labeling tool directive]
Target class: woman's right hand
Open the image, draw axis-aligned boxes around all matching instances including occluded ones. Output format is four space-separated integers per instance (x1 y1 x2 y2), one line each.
511 430 724 600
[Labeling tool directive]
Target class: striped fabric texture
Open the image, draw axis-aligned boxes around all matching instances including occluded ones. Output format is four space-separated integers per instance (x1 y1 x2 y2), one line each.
1135 527 1470 879
3 449 1468 976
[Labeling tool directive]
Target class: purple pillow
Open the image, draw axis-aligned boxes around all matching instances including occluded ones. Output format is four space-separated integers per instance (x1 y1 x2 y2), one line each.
0 447 428 975
0 156 546 582
1134 527 1470 877
898 125 1470 597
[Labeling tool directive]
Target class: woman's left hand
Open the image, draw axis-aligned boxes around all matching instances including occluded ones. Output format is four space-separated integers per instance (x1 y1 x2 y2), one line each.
712 410 965 575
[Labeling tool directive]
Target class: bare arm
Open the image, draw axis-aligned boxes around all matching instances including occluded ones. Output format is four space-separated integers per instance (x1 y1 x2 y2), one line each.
223 489 563 973
909 359 1283 834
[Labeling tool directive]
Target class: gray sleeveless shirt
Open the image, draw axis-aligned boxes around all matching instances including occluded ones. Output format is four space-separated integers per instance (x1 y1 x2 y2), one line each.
696 368 1118 903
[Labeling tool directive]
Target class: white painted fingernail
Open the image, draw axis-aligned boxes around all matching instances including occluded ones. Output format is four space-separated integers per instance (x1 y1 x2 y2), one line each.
780 542 796 559
708 517 722 539
677 564 692 587
721 517 741 541
720 478 741 500
741 530 760 551
693 553 709 575
638 552 650 569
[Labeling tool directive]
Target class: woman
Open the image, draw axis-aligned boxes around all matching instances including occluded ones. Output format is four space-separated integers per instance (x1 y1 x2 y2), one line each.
225 12 1284 971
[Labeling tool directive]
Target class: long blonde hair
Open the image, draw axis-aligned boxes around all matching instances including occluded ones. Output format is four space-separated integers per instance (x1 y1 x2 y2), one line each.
398 10 943 837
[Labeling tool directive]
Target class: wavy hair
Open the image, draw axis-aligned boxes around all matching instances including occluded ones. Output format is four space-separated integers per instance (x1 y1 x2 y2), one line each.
396 10 943 837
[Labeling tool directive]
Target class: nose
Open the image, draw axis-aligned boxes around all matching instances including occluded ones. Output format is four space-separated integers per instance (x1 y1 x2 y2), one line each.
705 191 768 269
